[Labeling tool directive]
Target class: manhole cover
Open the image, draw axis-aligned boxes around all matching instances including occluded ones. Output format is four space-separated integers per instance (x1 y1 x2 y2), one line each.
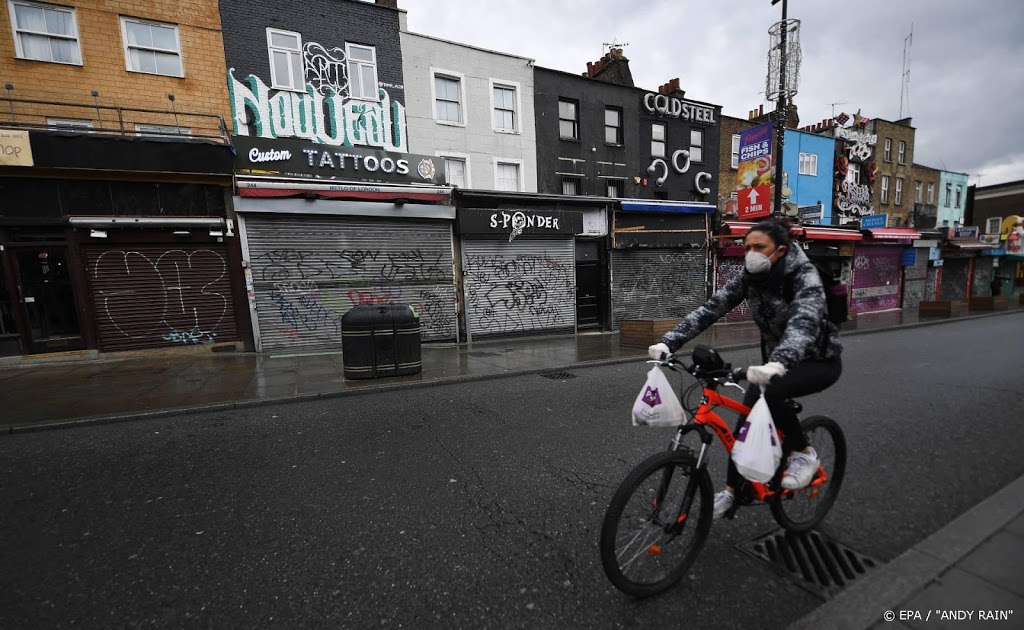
540 372 578 380
737 528 881 599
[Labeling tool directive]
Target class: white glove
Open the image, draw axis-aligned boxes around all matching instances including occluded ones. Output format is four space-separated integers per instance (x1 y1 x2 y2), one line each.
648 343 671 361
746 362 787 386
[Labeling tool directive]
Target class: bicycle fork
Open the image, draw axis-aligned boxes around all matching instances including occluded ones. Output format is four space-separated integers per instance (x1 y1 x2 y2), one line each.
661 425 713 535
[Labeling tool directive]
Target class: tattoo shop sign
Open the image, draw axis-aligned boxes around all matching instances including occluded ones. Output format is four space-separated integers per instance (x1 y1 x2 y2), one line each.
233 135 445 186
458 209 584 242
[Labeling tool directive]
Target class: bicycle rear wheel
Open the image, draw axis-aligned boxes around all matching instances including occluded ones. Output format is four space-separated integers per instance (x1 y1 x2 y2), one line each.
770 415 846 533
600 451 713 598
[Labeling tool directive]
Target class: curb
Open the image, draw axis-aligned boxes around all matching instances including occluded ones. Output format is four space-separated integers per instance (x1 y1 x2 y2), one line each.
3 309 1022 435
787 473 1024 630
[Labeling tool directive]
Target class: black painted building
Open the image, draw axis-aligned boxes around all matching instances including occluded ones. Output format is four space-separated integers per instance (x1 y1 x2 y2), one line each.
534 51 723 326
218 0 459 352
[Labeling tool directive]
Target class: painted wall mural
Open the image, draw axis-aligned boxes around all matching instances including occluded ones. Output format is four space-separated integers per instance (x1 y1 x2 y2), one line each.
833 116 877 224
228 38 407 152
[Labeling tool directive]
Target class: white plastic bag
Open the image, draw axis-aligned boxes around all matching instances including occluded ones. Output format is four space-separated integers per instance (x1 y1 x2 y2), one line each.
631 366 686 427
731 393 783 482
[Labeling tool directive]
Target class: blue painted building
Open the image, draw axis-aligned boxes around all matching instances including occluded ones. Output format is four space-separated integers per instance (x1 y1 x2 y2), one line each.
937 170 970 227
783 129 836 224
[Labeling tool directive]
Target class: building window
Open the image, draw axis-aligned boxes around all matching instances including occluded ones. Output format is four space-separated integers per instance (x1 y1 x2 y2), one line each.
651 123 666 158
946 183 952 206
10 1 81 64
605 107 623 145
561 175 582 196
136 124 191 137
881 176 890 204
730 134 740 169
898 141 906 165
443 157 467 188
985 217 1002 234
266 28 303 91
346 43 378 100
606 179 625 198
915 181 922 203
690 129 703 163
928 183 935 204
895 177 903 205
121 17 182 77
798 152 818 176
955 185 962 208
433 73 463 124
491 82 517 132
884 138 892 162
495 161 521 192
558 99 578 140
47 117 92 129
847 163 861 186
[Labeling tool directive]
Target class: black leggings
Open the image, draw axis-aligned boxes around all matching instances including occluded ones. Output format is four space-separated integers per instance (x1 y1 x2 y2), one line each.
726 357 843 489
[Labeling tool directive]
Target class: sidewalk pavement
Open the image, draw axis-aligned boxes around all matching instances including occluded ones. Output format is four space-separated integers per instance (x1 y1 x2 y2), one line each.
2 303 1021 434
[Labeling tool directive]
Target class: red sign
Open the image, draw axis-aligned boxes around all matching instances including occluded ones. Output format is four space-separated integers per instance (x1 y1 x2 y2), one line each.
737 184 771 220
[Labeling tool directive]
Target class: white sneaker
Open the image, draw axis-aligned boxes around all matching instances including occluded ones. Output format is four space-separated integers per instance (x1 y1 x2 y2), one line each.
781 448 819 490
713 490 735 519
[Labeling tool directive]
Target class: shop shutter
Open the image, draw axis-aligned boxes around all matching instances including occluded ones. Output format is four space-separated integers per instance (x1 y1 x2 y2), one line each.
85 245 238 352
462 236 575 337
612 248 708 323
939 258 970 301
243 216 457 352
851 245 903 312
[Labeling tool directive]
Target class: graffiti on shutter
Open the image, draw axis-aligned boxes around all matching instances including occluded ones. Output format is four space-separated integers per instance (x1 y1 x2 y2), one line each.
612 249 707 323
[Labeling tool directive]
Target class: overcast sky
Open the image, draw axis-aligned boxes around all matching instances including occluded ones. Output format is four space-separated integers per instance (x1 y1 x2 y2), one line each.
405 0 1024 187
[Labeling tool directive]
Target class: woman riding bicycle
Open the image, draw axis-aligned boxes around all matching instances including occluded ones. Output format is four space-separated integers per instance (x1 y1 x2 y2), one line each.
648 217 843 519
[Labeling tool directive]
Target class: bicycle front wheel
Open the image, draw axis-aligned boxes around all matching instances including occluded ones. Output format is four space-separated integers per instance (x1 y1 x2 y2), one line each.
600 451 713 598
770 415 847 533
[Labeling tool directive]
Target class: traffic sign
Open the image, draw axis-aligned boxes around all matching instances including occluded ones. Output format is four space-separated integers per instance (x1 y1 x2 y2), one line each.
737 184 772 220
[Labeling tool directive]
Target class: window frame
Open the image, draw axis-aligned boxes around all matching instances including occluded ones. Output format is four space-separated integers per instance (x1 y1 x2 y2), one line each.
266 27 304 92
604 106 623 146
689 128 704 163
914 181 922 203
895 177 903 206
946 183 952 206
798 152 818 176
730 134 740 169
881 175 890 204
346 42 379 101
985 217 1002 234
493 158 523 192
430 68 466 127
436 152 470 189
605 178 625 198
560 175 583 196
898 141 906 165
489 78 521 134
558 98 579 141
9 0 82 65
955 185 962 208
884 138 892 162
651 123 666 158
928 183 935 204
120 16 183 78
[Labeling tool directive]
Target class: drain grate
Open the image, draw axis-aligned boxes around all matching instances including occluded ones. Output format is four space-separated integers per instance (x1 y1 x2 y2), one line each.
540 371 578 380
737 528 881 599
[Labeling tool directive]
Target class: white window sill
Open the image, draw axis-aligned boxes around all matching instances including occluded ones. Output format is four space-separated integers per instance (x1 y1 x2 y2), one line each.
270 84 307 93
493 129 519 135
435 120 466 128
127 68 184 79
16 55 82 66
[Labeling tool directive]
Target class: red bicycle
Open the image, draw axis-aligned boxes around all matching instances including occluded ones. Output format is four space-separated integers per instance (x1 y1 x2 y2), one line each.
600 345 847 598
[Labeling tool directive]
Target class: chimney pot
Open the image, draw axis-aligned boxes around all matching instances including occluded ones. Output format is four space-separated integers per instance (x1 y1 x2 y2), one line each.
759 104 764 116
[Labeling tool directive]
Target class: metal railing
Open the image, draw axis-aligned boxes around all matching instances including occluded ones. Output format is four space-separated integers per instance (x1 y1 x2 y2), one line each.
0 94 230 143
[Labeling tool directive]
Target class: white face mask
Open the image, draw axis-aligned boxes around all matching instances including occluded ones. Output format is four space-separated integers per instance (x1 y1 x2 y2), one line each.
745 251 773 274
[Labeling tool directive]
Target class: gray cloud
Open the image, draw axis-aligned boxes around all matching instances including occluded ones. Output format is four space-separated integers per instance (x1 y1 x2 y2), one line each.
405 0 1024 185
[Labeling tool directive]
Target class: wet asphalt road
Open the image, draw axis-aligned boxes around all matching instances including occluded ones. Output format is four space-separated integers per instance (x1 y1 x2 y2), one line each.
2 313 1022 629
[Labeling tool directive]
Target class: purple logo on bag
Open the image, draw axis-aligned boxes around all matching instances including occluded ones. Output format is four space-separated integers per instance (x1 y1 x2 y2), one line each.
736 421 750 443
642 386 662 408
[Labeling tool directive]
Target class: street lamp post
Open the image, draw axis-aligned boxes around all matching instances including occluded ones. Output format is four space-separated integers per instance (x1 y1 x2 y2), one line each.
772 0 788 219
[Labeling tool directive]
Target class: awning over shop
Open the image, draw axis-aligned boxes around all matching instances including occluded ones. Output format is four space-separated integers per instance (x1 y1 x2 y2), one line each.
946 241 994 251
620 199 716 214
862 228 922 240
236 178 452 203
801 226 863 241
721 221 804 237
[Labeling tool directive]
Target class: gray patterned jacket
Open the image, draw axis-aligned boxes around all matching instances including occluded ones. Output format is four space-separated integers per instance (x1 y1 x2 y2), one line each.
660 245 842 369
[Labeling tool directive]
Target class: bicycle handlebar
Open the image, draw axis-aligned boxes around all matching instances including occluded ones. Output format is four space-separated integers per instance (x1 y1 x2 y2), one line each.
647 355 776 386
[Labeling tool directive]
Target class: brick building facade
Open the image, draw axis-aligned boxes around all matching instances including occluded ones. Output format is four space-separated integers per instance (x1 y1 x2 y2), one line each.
872 118 916 226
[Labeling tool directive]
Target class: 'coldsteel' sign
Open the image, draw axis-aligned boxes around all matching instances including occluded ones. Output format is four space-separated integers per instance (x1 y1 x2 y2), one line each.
459 209 584 242
233 135 445 186
643 93 716 124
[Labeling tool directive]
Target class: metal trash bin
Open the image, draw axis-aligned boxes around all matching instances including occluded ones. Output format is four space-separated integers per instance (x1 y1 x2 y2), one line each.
341 304 422 379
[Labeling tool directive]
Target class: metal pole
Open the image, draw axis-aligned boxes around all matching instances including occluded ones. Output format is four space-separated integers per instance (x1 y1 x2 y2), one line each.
773 0 788 218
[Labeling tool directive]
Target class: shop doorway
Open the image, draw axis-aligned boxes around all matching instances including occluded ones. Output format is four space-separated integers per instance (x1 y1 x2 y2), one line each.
575 239 603 330
11 247 84 354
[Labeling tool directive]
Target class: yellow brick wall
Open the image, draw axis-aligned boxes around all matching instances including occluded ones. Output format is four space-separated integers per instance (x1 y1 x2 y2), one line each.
0 0 230 138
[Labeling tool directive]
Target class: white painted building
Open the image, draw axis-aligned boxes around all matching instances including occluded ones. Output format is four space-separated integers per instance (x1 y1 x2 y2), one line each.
399 31 538 192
